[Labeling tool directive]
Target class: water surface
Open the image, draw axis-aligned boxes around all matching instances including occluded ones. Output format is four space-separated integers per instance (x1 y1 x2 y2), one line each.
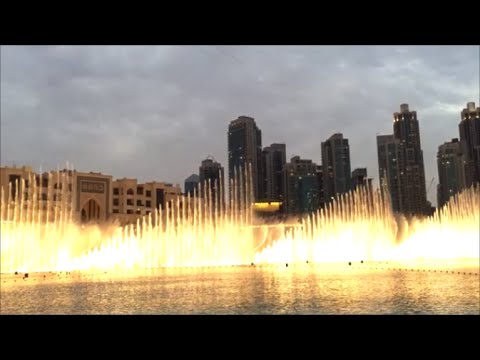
1 263 478 314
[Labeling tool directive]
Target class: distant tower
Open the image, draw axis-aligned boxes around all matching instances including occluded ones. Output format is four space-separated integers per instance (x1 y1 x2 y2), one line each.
184 174 200 196
199 156 224 205
262 143 287 202
321 133 352 203
392 103 429 215
227 116 263 201
459 102 480 188
377 134 403 213
283 156 319 214
437 138 465 208
351 168 372 191
315 165 325 208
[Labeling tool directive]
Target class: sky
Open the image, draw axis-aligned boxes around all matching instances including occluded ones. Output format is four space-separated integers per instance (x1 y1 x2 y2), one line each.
1 45 479 206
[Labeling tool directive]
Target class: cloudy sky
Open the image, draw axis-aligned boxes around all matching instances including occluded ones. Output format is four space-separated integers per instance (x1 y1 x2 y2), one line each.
1 46 478 205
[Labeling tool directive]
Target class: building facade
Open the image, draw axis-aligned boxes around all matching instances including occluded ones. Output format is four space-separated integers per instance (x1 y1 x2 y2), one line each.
351 168 367 189
377 134 403 213
75 171 113 222
0 166 112 223
351 168 373 191
321 133 352 203
262 143 287 202
437 138 466 208
283 156 320 214
459 102 480 188
227 116 263 201
184 174 200 197
111 179 182 224
199 156 224 207
0 165 182 225
392 103 429 215
316 165 325 209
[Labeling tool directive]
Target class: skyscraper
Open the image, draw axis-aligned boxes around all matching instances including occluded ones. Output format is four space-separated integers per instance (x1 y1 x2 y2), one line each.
459 102 480 188
283 156 319 214
351 168 373 191
392 103 429 215
199 156 224 205
316 165 325 208
262 143 286 202
437 138 465 208
377 134 403 213
227 116 263 201
184 174 200 197
321 133 352 203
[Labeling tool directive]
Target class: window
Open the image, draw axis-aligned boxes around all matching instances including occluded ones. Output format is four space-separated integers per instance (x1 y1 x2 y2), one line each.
136 209 141 215
42 193 47 201
137 187 144 195
146 190 151 197
42 177 48 188
127 209 133 214
146 200 151 208
68 184 73 192
54 183 62 190
146 211 151 215
113 188 119 195
113 198 119 206
127 199 134 206
25 180 30 188
127 188 134 195
113 209 119 213
137 200 143 206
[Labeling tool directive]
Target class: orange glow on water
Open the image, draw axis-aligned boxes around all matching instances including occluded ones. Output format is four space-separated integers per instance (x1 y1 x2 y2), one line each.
1 168 479 273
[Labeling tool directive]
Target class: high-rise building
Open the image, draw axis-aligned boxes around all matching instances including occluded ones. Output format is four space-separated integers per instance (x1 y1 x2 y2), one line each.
199 156 224 205
392 103 429 215
377 134 403 212
437 138 466 208
459 102 480 188
351 168 373 191
316 165 325 208
283 156 319 214
184 174 199 197
227 116 263 201
351 168 367 189
321 133 352 203
262 143 286 202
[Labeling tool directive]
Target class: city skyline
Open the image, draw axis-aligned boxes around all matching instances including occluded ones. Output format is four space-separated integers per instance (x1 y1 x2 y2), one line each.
1 46 479 206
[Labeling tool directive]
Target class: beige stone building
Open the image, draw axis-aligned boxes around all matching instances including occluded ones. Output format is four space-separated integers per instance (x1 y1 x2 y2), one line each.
0 165 181 225
111 178 182 225
74 171 113 222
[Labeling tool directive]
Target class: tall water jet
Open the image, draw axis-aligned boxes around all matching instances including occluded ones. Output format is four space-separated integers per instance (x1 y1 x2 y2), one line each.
1 164 479 273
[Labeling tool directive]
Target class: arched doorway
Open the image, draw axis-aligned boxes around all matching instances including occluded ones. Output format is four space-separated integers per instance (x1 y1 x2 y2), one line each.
80 199 101 223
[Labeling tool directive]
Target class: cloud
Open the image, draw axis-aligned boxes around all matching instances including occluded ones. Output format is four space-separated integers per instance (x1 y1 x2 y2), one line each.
1 45 479 206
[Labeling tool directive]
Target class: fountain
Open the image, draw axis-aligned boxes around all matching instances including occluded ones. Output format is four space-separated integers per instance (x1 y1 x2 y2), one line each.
1 164 479 273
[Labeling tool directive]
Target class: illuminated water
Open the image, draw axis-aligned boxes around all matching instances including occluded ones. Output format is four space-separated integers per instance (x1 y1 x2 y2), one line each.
1 166 479 273
1 166 479 314
1 264 479 314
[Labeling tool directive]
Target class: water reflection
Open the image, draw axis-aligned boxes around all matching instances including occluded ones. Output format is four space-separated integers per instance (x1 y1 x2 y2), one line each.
1 265 479 314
